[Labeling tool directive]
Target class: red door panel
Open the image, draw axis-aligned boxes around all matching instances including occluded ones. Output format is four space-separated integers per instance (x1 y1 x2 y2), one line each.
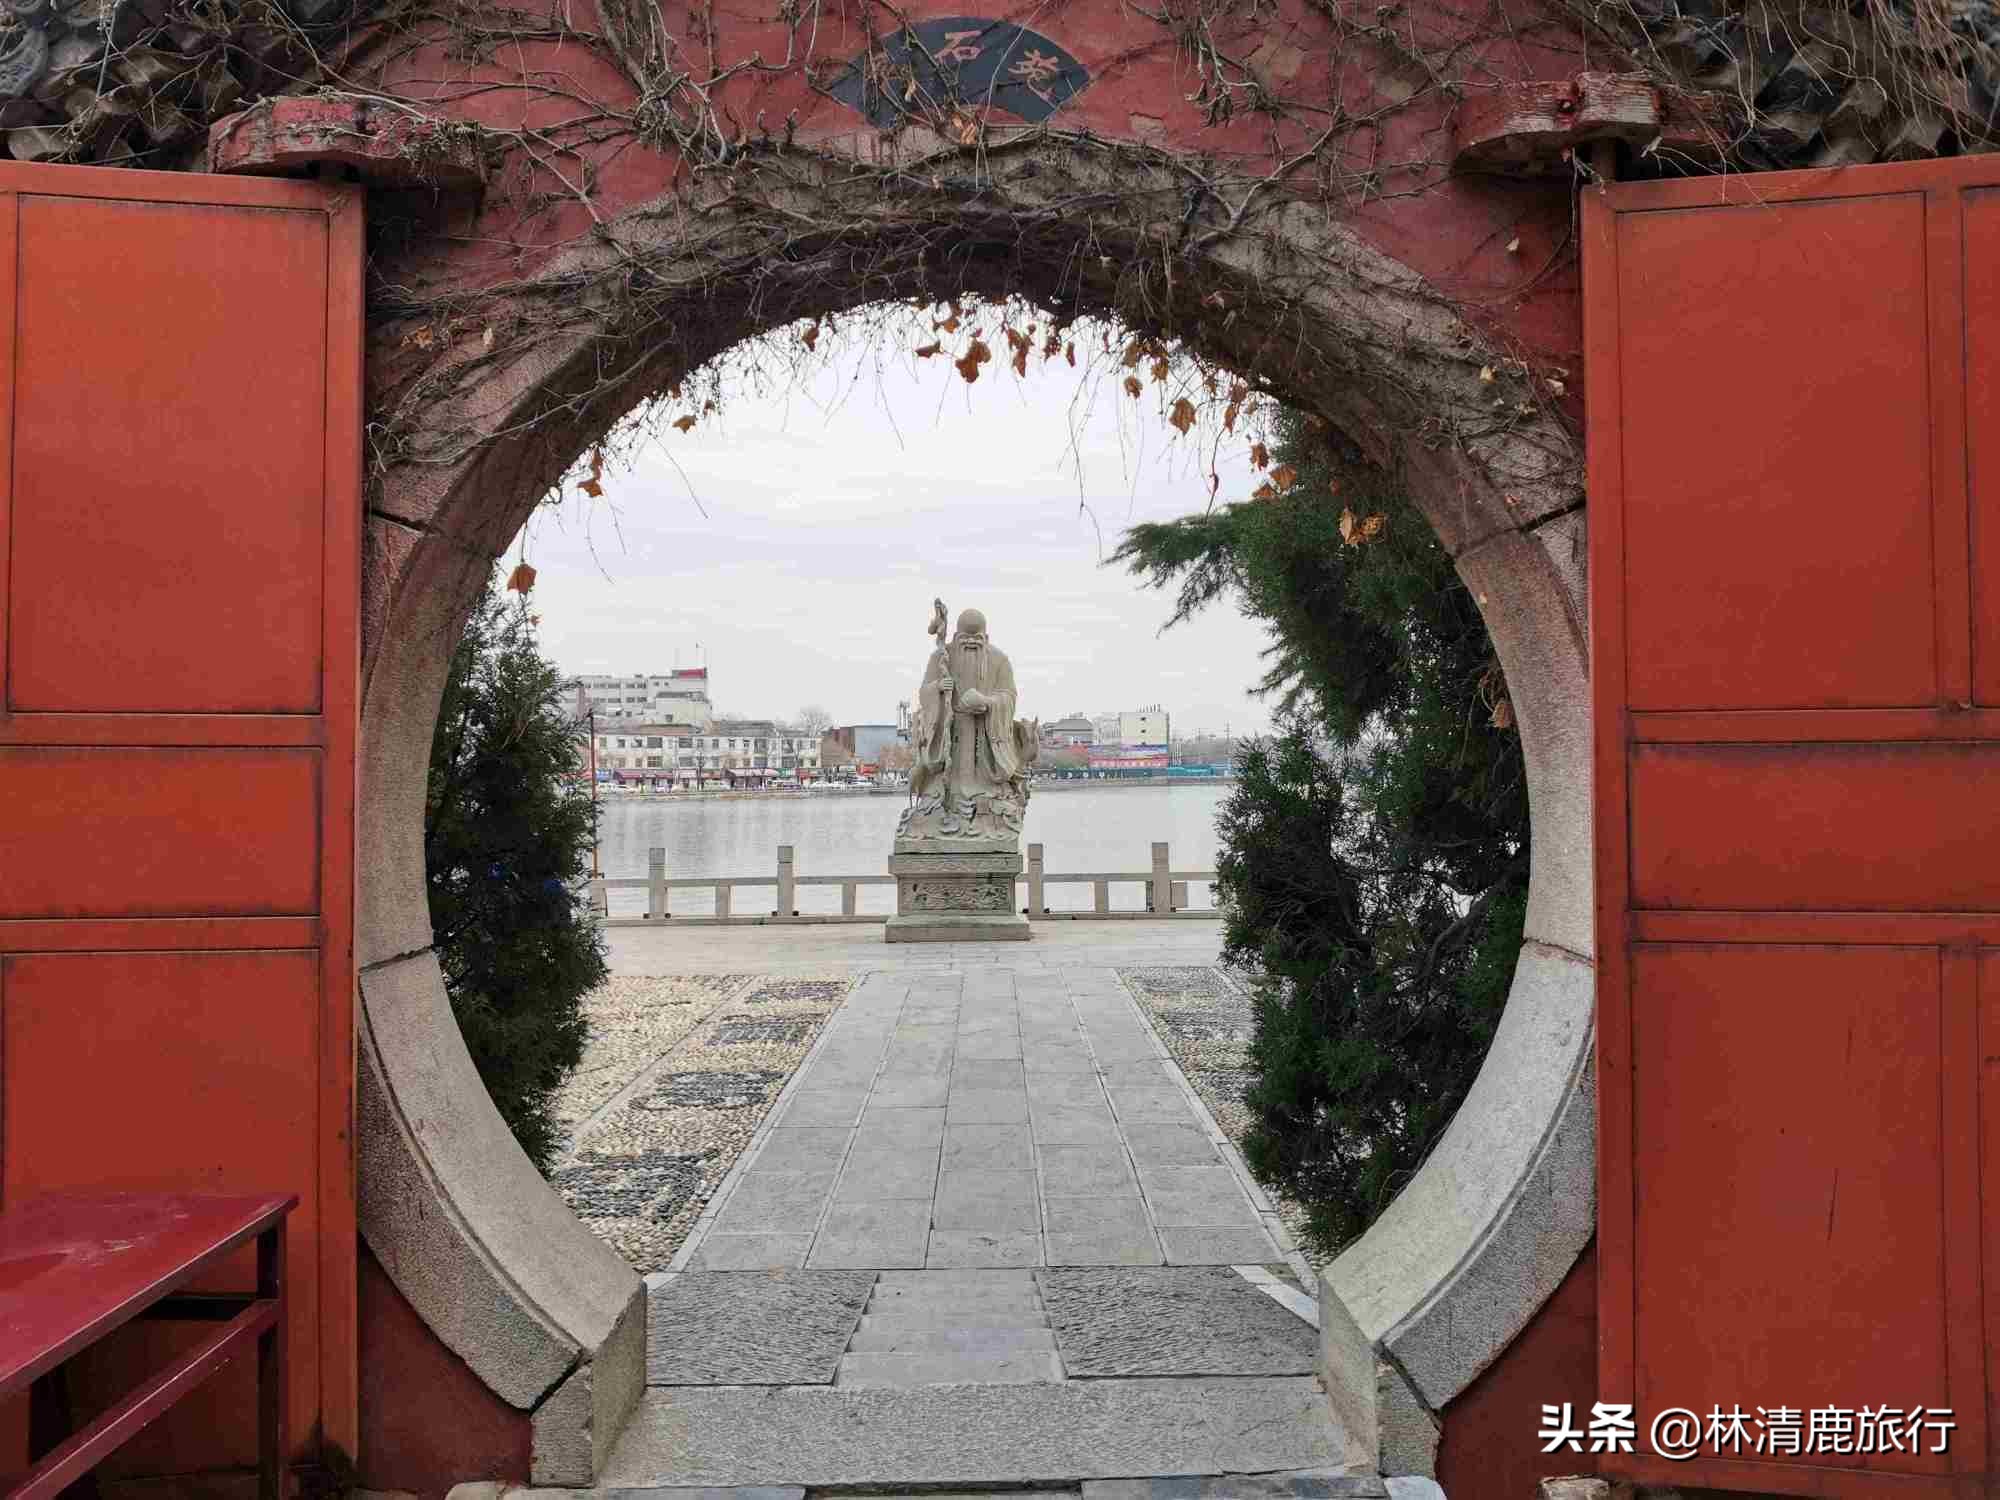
1629 742 2000 912
6 195 328 715
1 950 321 1471
0 748 320 918
1588 158 1998 1497
1632 944 1951 1480
1614 194 1937 714
0 165 361 1475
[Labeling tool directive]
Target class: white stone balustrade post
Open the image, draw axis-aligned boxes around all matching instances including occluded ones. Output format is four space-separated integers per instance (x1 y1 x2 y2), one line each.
777 845 796 917
647 846 666 920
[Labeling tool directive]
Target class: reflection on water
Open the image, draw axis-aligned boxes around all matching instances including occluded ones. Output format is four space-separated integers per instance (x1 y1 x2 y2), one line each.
593 784 1228 917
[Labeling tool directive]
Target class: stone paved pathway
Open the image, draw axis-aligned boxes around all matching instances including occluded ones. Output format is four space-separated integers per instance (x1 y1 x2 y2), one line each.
579 927 1361 1491
674 964 1289 1274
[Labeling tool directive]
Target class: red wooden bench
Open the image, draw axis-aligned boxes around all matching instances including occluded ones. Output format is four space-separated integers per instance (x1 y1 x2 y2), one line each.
0 1194 295 1500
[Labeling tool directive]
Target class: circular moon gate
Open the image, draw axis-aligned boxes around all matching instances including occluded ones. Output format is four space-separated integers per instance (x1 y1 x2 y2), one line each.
336 1 1597 1478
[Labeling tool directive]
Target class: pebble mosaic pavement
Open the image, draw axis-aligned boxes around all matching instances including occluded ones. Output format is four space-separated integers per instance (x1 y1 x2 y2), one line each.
549 973 854 1270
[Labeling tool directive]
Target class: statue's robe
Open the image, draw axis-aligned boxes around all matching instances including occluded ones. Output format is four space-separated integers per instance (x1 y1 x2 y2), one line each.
911 635 1021 808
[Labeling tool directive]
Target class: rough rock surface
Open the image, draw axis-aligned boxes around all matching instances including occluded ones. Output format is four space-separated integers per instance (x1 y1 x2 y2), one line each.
1037 1266 1319 1376
646 1269 875 1384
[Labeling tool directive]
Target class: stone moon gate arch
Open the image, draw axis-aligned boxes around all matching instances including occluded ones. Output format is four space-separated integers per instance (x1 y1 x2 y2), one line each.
326 0 1602 1466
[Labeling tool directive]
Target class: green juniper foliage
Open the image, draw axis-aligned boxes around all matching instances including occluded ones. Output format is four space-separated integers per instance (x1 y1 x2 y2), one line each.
1111 413 1528 1255
426 580 607 1172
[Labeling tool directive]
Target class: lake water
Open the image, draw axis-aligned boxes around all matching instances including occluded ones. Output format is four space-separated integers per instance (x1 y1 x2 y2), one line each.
593 784 1228 917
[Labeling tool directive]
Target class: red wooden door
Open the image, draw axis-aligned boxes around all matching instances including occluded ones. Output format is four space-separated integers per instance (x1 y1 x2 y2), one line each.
1588 156 2000 1497
0 165 361 1476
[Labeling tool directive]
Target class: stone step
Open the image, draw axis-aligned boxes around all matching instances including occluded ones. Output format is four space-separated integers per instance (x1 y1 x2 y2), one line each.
835 1349 1066 1386
599 1377 1359 1489
846 1325 1059 1354
855 1310 1050 1333
865 1292 1048 1317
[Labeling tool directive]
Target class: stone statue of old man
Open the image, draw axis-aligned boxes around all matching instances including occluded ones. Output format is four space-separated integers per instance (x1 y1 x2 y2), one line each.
900 605 1038 842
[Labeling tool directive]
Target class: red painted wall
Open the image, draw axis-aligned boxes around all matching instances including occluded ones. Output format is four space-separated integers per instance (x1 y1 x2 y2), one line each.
1436 1241 1598 1500
356 1244 532 1496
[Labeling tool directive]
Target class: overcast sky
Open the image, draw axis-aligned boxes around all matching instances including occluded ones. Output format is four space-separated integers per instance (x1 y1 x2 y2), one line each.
512 322 1278 737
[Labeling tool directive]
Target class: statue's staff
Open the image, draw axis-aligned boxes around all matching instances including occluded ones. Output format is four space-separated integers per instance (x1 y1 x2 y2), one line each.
922 597 953 802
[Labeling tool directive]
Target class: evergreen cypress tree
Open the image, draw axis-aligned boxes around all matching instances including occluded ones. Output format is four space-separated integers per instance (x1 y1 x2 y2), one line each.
425 581 607 1172
1111 413 1527 1254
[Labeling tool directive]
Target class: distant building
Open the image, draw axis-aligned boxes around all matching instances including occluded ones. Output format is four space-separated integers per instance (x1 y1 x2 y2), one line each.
587 721 692 781
1043 714 1095 747
586 716 818 784
1119 705 1169 748
683 719 821 785
571 667 713 728
830 723 903 767
1083 705 1171 748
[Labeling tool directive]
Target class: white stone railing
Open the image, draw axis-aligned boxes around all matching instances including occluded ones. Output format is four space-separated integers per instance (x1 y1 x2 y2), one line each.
587 842 1221 926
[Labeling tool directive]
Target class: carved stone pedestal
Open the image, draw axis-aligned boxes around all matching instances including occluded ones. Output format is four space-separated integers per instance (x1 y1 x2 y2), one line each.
884 838 1032 943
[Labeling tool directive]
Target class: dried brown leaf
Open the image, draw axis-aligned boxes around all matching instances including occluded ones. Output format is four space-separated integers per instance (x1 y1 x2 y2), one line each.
506 562 537 594
672 414 697 432
1249 441 1269 469
1270 463 1297 492
955 338 992 384
1168 397 1197 434
1122 374 1143 399
915 341 942 358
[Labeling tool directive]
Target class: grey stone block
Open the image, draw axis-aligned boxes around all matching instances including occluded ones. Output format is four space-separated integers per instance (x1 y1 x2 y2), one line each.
871 1073 951 1108
1108 1086 1196 1123
934 1169 1040 1230
809 1200 930 1268
1031 1108 1121 1146
835 1148 941 1202
848 1325 1056 1353
1027 1075 1109 1107
1159 1226 1282 1265
781 1089 868 1127
712 1171 836 1232
836 1349 1065 1386
1038 1267 1319 1377
858 1309 1053 1331
1043 1194 1149 1234
885 912 1032 942
944 1122 1036 1170
694 1233 813 1271
1140 1167 1261 1227
1039 1146 1140 1197
1045 1226 1164 1267
957 1035 1026 1060
1123 1123 1221 1167
599 1377 1348 1487
753 1128 852 1173
947 1087 1031 1124
1023 1048 1097 1073
953 1058 1027 1089
854 1107 947 1150
646 1271 874 1384
927 1230 1045 1268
